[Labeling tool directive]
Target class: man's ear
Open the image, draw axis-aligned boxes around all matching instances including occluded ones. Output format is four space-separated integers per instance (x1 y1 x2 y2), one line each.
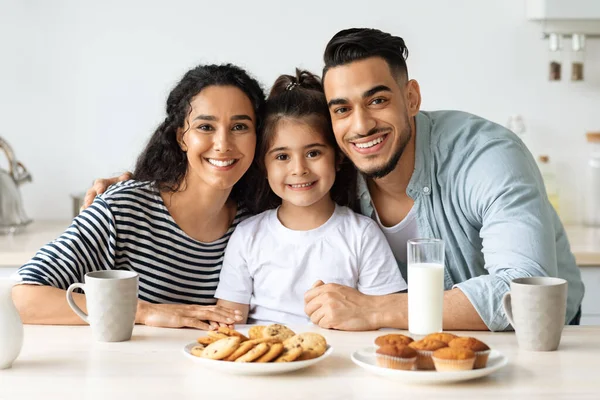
405 79 422 117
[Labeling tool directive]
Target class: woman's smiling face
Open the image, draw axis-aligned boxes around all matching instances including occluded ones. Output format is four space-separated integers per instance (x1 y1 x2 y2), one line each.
180 85 257 191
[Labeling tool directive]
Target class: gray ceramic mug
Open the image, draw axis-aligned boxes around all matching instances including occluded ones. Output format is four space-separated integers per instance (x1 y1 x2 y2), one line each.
502 277 568 351
66 270 139 342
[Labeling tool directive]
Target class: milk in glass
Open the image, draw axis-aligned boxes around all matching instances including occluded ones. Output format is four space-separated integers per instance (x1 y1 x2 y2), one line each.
408 262 444 335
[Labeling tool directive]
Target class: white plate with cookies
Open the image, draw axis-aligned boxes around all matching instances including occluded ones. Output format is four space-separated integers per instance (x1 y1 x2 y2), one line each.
351 347 508 384
182 324 333 375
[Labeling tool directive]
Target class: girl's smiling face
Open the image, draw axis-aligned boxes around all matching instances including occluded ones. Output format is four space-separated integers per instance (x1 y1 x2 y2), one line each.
264 118 337 209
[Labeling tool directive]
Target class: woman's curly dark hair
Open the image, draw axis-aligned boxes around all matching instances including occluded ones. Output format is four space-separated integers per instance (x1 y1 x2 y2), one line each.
132 64 265 202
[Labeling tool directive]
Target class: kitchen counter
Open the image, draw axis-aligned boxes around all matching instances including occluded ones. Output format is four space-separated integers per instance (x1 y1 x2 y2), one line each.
1 221 599 267
1 325 598 399
562 225 600 266
0 220 71 267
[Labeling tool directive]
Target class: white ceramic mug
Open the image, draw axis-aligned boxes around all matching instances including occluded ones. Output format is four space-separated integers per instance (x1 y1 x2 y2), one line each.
502 277 568 351
66 270 139 342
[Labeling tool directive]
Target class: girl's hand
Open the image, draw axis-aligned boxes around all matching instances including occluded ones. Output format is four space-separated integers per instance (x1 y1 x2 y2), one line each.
137 301 243 330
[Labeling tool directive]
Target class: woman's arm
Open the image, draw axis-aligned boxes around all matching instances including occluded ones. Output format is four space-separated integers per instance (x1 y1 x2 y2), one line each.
13 285 243 329
12 285 88 325
216 299 249 324
15 196 242 329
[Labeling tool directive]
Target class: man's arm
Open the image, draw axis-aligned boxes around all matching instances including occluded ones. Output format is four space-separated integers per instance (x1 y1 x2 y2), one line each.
454 136 557 331
305 285 487 331
82 172 132 209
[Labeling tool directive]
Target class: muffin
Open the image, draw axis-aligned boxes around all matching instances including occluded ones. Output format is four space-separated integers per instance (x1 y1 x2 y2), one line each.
432 347 476 371
423 332 458 345
448 337 491 369
374 334 414 347
408 339 448 370
375 344 417 370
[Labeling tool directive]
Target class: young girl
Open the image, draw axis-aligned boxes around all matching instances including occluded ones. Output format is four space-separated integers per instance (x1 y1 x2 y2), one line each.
214 70 407 325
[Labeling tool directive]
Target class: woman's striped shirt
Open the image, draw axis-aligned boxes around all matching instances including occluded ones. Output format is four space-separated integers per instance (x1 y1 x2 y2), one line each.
17 180 250 305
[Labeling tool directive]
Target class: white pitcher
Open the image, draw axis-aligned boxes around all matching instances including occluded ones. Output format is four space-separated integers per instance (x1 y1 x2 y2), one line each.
0 277 23 369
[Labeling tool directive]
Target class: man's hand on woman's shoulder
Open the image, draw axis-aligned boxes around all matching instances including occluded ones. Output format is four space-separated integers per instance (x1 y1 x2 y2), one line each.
82 171 133 209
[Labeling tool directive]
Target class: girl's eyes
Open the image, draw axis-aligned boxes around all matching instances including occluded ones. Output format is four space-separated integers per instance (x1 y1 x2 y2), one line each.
274 150 321 161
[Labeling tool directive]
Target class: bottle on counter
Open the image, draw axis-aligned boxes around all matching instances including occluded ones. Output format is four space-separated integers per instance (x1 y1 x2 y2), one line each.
538 155 560 215
584 132 600 226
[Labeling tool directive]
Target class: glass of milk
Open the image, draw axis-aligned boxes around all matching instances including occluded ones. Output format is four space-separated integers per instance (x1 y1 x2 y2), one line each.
407 238 445 335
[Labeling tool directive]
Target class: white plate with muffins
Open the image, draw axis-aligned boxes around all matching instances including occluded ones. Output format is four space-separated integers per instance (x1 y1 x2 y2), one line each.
350 332 508 384
183 324 333 375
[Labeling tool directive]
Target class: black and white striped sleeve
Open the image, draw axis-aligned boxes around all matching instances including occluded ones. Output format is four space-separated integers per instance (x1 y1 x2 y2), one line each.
17 197 117 289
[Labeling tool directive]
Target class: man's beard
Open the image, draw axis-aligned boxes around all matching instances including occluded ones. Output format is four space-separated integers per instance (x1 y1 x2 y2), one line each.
360 125 411 179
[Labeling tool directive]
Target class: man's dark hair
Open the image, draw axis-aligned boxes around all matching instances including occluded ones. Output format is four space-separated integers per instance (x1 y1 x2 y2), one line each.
323 28 409 82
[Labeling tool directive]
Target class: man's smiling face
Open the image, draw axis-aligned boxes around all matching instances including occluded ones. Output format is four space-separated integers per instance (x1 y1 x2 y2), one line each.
323 56 417 179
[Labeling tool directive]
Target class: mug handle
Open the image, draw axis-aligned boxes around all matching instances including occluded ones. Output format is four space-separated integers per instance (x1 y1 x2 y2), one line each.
66 283 89 324
502 292 515 328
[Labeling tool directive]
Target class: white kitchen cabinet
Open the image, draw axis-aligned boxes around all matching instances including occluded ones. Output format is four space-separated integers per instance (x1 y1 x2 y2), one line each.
580 266 600 325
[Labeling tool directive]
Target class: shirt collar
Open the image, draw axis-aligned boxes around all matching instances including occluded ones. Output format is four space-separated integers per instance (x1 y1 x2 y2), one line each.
357 111 433 201
406 111 432 199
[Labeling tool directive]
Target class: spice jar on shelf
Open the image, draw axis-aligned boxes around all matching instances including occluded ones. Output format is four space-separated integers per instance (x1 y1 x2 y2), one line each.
584 132 600 226
571 34 585 82
548 33 562 81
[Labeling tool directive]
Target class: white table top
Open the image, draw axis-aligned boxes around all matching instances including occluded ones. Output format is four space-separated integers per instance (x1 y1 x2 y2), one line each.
1 220 599 267
1 325 598 399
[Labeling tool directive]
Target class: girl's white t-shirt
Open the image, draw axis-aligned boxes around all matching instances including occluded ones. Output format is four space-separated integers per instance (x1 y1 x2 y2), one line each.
214 204 407 325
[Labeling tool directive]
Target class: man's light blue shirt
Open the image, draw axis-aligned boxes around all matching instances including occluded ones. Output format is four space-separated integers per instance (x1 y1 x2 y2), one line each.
358 110 584 331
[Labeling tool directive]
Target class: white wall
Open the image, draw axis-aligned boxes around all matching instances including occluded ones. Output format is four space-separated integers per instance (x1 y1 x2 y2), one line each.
1 0 598 223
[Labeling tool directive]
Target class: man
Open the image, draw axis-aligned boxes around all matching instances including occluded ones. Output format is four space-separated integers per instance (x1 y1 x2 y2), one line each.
303 28 584 331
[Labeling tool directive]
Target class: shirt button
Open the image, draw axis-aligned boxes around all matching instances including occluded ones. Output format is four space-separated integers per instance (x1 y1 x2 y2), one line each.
423 186 431 194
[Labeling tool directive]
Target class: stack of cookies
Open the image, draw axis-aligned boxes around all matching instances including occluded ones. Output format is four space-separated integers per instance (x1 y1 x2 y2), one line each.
191 324 328 363
374 332 491 372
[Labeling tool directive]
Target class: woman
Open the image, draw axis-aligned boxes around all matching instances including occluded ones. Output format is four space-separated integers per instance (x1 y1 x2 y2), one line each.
13 64 266 330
